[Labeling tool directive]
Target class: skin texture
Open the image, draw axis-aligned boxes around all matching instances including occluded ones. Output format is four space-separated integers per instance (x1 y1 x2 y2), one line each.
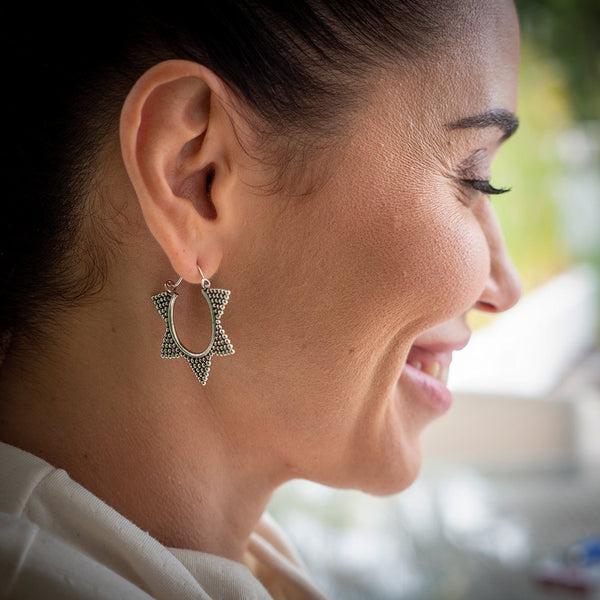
0 0 521 563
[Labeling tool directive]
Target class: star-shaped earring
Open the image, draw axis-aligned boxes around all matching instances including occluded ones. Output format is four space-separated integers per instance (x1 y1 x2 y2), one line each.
152 268 234 385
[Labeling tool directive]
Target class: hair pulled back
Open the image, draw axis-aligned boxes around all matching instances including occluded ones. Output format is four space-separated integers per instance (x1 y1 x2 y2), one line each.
1 1 450 353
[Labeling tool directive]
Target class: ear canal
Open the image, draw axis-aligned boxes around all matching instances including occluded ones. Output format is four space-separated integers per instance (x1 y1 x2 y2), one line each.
201 168 217 220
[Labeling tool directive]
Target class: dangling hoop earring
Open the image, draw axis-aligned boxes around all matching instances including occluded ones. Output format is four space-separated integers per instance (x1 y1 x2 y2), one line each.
152 266 234 385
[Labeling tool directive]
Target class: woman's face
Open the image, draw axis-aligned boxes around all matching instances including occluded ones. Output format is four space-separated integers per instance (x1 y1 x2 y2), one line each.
215 0 522 493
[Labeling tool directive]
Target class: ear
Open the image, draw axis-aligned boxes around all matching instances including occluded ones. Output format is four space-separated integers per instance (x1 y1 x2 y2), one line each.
120 59 235 283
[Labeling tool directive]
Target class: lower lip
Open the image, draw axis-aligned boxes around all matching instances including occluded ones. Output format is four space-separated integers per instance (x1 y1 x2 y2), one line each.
400 363 453 413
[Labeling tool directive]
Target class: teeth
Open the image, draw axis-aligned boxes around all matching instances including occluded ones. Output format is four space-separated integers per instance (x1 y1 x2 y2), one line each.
408 360 449 385
423 362 441 379
440 366 449 385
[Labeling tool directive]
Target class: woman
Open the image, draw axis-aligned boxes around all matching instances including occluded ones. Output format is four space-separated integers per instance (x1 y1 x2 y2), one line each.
0 0 522 598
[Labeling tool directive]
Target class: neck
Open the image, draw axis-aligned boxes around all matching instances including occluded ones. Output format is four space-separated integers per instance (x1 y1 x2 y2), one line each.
0 287 283 562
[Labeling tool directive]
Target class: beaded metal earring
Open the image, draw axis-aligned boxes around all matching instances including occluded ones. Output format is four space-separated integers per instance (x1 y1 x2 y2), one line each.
152 266 234 385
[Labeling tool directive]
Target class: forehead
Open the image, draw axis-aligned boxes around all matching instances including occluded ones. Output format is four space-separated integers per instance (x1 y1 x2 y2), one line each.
375 0 520 137
422 0 520 122
342 1 521 187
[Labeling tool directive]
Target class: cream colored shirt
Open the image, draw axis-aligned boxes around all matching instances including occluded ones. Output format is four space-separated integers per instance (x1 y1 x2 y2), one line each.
0 442 329 600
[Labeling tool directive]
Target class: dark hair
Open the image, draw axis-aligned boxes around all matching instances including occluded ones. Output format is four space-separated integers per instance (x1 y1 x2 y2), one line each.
1 1 451 353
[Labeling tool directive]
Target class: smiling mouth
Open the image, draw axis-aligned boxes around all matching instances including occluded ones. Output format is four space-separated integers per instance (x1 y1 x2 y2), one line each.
406 360 449 385
404 327 471 390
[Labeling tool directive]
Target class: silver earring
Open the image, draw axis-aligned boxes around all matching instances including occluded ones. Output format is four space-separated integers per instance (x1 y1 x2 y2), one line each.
152 266 234 385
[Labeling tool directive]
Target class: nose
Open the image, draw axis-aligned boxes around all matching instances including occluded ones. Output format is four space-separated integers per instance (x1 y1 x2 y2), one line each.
474 207 522 314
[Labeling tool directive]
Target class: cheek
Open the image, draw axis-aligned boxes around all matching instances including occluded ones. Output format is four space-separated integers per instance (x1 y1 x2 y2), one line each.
320 134 492 334
421 209 490 320
366 195 491 330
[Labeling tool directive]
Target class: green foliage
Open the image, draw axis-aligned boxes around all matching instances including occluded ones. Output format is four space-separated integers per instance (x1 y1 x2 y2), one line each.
514 0 600 121
493 40 575 293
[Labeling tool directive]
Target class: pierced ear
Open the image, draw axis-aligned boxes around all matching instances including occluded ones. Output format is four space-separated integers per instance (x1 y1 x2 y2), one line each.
120 60 233 283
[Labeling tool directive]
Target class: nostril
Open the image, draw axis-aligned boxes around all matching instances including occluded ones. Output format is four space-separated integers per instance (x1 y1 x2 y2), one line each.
475 300 500 313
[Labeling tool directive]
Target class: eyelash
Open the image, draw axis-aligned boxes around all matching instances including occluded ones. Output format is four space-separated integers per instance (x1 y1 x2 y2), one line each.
462 179 510 196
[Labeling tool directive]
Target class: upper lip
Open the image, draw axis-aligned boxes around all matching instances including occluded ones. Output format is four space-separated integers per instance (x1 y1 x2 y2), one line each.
411 335 471 355
406 333 471 370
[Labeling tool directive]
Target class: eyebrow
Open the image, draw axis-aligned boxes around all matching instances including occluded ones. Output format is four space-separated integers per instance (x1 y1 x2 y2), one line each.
446 108 519 141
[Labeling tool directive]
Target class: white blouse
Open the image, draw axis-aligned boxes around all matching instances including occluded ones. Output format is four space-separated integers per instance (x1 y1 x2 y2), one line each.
0 442 329 600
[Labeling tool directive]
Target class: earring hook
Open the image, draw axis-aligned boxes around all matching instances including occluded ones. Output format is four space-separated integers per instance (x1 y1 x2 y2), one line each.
164 266 211 293
198 265 211 290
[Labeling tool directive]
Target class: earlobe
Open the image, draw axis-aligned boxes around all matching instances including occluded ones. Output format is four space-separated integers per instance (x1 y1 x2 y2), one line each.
119 60 232 283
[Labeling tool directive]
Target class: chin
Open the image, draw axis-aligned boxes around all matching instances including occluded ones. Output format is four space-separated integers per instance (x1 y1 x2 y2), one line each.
348 441 424 497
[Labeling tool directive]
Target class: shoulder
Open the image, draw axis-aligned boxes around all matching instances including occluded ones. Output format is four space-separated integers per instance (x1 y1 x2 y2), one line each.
0 512 153 600
0 442 273 600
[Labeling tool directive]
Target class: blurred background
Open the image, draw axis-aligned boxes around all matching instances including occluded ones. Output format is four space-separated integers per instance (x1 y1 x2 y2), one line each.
268 2 600 598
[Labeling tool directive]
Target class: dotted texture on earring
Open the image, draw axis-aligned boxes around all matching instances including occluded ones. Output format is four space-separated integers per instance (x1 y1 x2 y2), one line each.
152 285 234 385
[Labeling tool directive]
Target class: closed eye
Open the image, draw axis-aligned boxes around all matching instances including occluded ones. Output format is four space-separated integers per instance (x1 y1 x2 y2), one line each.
463 179 510 195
